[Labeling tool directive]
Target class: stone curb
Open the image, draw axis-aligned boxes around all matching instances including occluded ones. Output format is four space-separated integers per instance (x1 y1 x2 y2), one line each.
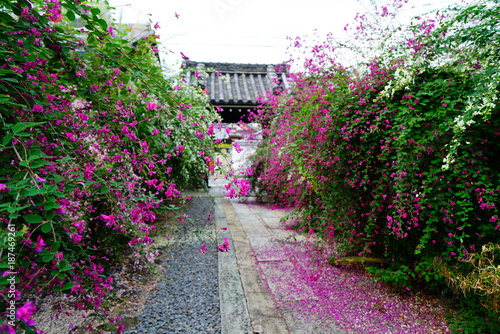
222 198 290 334
215 197 253 334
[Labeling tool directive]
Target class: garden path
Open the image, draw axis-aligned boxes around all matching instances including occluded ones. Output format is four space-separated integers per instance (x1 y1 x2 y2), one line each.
207 178 452 334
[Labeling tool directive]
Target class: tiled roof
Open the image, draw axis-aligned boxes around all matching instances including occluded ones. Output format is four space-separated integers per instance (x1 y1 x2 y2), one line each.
183 60 288 105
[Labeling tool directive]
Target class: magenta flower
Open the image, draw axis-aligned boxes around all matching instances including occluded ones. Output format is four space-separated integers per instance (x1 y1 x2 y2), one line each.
218 238 230 252
233 142 243 153
207 124 215 135
0 183 10 193
65 132 76 142
16 301 37 326
200 244 207 253
100 214 116 225
32 104 44 112
146 102 157 110
70 233 82 244
34 236 46 253
174 145 184 155
0 324 16 334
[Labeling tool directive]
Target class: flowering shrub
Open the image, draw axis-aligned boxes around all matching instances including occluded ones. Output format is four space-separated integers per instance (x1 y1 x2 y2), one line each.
250 0 499 331
0 0 219 332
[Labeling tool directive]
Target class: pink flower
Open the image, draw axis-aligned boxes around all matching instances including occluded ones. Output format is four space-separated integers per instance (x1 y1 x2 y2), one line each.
0 324 16 334
65 132 76 142
165 183 181 199
100 214 116 225
146 102 158 110
70 233 82 244
233 142 243 153
108 26 115 37
200 244 207 253
174 145 184 155
32 104 44 112
218 238 230 252
207 124 215 135
226 188 236 198
16 301 37 326
34 236 46 253
0 183 10 193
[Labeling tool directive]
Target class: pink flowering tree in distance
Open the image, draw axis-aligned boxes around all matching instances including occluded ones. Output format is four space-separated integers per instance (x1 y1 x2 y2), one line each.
0 0 221 332
248 0 500 331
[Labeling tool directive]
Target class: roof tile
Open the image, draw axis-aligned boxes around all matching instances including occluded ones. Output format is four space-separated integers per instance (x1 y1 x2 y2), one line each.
183 60 288 105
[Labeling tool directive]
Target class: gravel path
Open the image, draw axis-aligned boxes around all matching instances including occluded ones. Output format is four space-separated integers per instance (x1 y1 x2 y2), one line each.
125 197 221 334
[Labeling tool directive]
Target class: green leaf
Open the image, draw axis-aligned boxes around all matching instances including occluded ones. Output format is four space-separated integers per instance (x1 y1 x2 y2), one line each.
44 210 55 221
97 19 108 30
11 122 45 134
62 282 75 290
44 201 61 210
91 8 101 16
30 160 53 168
41 223 52 233
52 241 60 252
24 214 43 224
66 10 76 21
24 187 43 196
42 254 54 262
57 260 72 271
57 260 69 270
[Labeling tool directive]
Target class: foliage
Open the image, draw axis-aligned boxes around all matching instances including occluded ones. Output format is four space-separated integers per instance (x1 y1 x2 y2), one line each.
436 243 500 314
249 0 500 331
0 0 219 332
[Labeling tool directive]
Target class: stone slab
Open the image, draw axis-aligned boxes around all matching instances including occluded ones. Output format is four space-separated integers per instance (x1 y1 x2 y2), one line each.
259 260 317 301
215 199 253 334
249 237 289 262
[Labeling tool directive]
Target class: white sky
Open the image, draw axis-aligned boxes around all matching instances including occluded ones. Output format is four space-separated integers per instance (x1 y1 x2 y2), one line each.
107 0 461 68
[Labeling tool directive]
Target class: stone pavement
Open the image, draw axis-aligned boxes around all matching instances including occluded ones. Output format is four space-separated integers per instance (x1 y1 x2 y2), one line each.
203 179 346 334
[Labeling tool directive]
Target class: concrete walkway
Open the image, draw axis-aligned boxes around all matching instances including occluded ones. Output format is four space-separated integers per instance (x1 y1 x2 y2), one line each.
203 179 346 334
